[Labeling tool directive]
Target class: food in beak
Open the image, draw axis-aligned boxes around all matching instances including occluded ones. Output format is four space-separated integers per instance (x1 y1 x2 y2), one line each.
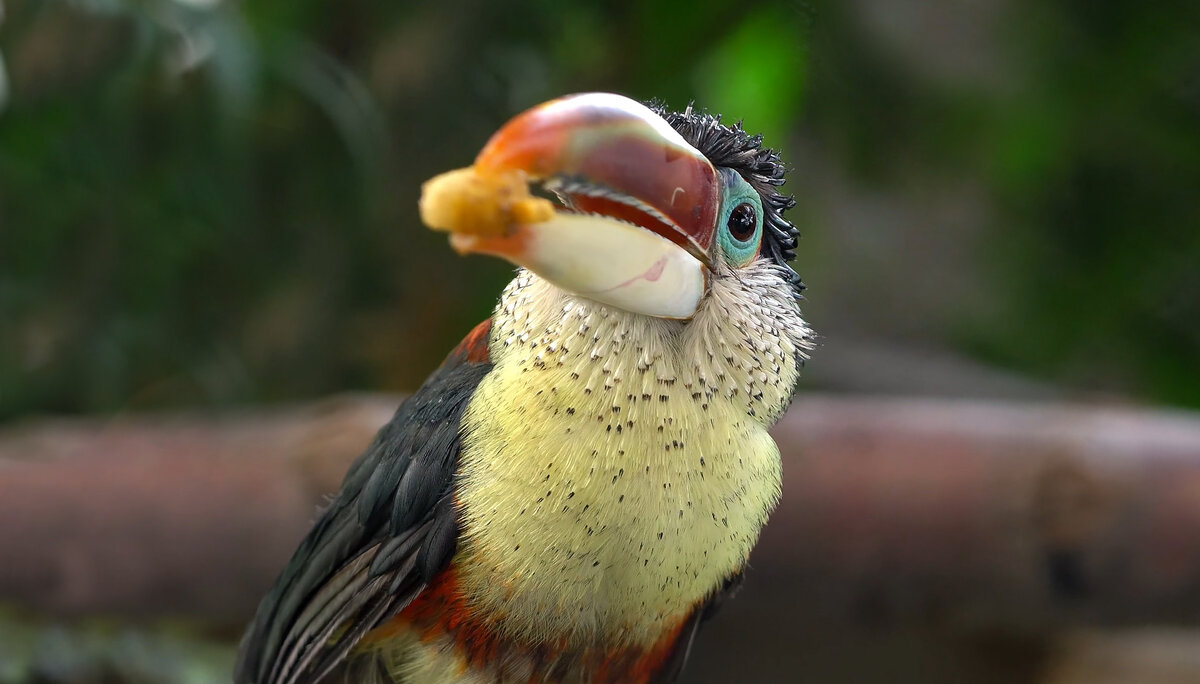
417 93 713 320
420 167 555 251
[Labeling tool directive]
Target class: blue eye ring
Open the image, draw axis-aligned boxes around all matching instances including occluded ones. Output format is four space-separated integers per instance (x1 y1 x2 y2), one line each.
716 169 763 267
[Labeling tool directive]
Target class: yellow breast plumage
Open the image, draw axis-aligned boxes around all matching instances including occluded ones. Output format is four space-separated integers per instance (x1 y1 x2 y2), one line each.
453 268 805 649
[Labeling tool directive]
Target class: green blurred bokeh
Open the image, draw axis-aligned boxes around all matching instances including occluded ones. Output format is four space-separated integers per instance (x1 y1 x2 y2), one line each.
1 0 1198 419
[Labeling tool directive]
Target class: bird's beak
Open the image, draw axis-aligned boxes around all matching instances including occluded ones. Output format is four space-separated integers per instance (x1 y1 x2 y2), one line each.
420 93 719 319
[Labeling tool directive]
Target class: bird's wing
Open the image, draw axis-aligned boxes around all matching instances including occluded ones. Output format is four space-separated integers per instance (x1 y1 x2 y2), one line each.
651 571 745 683
234 320 494 684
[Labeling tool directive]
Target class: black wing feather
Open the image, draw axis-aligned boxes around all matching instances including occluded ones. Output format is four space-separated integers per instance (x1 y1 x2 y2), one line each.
234 349 492 684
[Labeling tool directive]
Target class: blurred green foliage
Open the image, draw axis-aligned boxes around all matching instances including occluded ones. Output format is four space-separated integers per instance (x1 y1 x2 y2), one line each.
0 611 233 684
0 0 1197 418
972 1 1200 406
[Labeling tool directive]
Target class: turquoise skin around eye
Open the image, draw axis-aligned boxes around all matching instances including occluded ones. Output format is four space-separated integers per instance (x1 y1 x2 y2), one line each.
716 168 763 267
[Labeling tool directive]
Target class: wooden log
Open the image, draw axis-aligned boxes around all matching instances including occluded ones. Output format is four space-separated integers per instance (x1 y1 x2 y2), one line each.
0 395 396 628
1 394 1198 637
765 398 1200 628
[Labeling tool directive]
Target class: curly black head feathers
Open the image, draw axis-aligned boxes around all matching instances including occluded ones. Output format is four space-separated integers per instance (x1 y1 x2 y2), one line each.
655 103 804 296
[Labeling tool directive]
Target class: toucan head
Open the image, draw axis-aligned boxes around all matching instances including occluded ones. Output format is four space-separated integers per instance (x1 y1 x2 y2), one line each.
421 92 804 322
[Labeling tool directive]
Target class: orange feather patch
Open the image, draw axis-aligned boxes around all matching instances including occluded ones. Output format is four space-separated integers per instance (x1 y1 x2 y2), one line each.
363 566 691 683
441 319 493 367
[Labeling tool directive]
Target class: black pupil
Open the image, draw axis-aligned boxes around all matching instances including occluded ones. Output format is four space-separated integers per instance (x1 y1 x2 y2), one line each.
727 203 757 242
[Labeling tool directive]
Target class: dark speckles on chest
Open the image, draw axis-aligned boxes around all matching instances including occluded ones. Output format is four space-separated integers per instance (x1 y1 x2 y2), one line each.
457 270 800 645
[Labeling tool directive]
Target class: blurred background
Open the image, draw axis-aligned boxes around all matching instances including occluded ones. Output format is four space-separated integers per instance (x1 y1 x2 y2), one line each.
2 0 1199 682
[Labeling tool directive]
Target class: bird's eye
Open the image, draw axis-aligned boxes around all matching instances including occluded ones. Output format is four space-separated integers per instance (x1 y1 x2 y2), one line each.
727 203 757 243
716 170 764 267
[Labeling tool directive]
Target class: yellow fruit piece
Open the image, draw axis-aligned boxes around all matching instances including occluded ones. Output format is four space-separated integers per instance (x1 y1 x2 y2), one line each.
419 167 555 238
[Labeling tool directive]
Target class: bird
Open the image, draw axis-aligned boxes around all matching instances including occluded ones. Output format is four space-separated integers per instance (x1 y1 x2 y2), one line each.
234 92 812 684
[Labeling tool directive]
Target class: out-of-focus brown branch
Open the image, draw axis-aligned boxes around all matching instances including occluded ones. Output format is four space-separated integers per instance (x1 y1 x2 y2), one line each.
762 398 1200 629
0 395 397 629
1 394 1199 634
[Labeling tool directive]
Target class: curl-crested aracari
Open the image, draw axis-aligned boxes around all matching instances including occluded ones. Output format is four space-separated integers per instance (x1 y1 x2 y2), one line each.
235 93 812 684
